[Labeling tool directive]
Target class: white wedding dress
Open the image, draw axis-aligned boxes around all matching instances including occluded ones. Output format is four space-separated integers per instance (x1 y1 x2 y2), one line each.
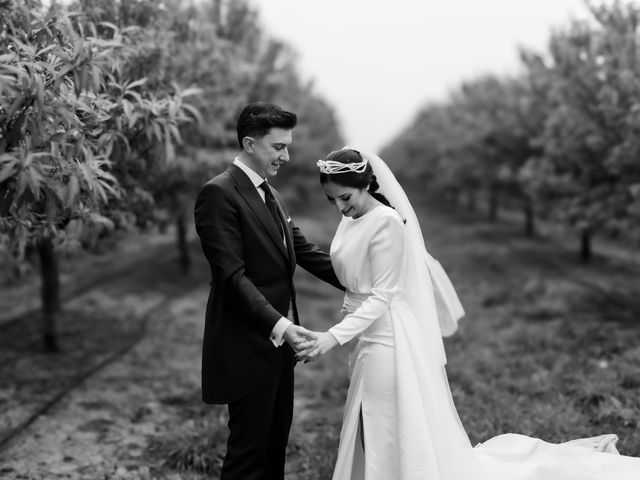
327 204 640 480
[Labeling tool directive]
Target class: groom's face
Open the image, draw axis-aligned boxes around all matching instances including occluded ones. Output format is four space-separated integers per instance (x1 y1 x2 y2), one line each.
245 127 292 178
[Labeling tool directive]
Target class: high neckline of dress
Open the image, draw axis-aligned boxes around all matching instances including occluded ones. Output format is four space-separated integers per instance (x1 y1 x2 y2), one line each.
348 204 384 221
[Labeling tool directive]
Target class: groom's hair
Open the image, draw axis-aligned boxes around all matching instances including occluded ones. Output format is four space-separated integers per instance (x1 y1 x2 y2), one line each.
236 102 297 148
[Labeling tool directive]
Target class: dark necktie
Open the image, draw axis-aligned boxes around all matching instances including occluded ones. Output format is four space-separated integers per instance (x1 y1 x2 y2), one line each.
259 181 283 239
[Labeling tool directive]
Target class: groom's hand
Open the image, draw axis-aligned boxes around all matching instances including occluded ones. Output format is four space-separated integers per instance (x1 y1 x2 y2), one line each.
283 325 317 354
297 331 339 363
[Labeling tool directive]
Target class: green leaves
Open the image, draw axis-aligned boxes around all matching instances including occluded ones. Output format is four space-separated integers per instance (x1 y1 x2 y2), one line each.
1 0 341 270
0 153 19 184
0 0 199 259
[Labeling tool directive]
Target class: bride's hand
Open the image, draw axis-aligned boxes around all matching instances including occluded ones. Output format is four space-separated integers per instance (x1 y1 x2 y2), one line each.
297 331 339 362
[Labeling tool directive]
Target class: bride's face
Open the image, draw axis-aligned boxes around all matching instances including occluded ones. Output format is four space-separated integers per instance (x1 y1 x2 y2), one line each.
322 181 369 218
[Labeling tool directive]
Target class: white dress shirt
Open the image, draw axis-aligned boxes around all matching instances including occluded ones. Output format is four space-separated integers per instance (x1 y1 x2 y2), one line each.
233 158 292 347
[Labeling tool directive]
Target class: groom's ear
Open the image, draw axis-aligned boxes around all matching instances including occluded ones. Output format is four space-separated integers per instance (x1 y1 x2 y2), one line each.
242 136 254 154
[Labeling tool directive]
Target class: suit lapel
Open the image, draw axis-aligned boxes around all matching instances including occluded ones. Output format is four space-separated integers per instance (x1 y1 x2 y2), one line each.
229 165 289 261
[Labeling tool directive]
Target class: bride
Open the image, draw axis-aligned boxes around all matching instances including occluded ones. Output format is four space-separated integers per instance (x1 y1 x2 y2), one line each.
298 148 640 479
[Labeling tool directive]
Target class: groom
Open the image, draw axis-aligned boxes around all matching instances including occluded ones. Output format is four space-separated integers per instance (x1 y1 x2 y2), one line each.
194 102 342 479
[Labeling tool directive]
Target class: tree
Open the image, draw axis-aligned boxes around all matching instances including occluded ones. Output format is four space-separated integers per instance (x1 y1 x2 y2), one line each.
526 2 640 260
0 0 198 350
382 1 640 258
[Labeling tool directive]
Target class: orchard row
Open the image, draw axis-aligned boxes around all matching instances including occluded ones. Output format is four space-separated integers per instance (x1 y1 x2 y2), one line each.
383 2 640 261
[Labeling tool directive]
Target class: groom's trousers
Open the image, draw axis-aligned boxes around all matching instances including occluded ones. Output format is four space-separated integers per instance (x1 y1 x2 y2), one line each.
221 345 295 480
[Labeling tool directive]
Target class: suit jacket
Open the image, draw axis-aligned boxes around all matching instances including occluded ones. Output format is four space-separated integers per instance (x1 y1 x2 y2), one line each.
194 163 342 404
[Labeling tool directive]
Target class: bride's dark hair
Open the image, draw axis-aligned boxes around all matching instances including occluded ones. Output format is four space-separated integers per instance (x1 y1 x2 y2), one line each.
319 149 394 208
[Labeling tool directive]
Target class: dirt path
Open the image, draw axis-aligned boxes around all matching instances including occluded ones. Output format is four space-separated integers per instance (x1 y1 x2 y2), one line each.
0 288 207 480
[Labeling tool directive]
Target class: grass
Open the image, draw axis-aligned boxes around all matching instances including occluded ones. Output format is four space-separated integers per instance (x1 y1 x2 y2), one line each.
423 200 640 456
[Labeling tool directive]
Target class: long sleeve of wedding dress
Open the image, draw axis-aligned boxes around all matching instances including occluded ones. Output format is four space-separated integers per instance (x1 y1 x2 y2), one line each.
329 210 404 345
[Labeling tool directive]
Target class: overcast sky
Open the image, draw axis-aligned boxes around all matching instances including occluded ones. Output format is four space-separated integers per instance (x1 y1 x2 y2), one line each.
251 0 599 154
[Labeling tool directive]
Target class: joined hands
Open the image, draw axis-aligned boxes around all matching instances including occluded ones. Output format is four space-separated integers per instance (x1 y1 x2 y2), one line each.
283 325 338 363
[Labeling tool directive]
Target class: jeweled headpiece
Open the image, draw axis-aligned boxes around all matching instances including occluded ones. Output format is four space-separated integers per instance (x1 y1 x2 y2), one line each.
316 159 368 174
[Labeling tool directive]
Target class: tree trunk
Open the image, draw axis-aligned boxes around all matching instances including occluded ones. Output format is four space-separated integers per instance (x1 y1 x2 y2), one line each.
176 210 191 273
488 188 499 221
580 228 592 263
523 197 535 236
38 237 60 352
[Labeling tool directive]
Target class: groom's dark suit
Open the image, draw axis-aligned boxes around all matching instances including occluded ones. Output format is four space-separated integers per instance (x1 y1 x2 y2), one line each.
194 162 341 479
